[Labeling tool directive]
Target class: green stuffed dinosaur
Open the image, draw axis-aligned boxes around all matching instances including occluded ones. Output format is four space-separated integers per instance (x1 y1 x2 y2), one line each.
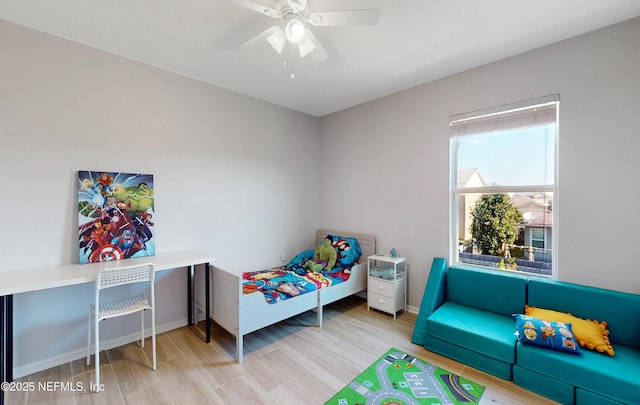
304 238 337 272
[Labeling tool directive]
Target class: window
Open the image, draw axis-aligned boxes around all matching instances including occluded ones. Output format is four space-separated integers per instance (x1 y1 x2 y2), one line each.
531 229 545 249
450 95 558 276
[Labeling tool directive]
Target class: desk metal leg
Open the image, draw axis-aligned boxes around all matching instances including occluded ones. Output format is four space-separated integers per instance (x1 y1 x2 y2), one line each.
189 263 211 343
1 296 4 405
187 264 194 326
1 294 13 405
205 262 211 343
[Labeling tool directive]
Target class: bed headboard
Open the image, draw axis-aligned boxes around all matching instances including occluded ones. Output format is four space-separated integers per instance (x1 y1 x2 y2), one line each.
316 229 376 264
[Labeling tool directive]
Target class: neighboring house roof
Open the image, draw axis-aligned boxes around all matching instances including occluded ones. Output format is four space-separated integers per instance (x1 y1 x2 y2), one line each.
457 168 487 188
511 195 548 210
527 212 553 227
511 195 533 208
512 195 552 227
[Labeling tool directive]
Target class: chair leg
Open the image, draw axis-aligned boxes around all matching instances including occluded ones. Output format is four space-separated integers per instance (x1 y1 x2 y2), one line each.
86 308 91 366
94 317 100 390
151 307 156 370
140 310 145 348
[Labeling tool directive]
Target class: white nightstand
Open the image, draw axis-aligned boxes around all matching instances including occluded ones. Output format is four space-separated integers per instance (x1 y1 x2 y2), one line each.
367 254 407 319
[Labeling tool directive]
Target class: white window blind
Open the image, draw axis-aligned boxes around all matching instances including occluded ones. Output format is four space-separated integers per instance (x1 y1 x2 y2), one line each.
450 94 559 136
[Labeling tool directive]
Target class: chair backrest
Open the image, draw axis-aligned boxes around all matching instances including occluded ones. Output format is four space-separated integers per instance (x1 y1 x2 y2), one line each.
96 263 155 292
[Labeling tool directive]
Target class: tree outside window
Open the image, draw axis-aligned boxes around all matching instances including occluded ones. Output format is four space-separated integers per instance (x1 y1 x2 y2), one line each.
470 194 523 256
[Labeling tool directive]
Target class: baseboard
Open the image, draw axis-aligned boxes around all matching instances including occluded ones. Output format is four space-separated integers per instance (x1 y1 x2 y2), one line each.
13 318 188 379
407 304 419 314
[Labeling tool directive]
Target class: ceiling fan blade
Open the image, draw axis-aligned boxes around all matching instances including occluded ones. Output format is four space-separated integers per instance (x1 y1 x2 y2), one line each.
241 25 285 54
304 28 329 62
231 0 281 18
307 9 379 26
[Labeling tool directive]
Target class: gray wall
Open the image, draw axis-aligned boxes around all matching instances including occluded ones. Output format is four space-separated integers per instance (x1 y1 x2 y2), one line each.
0 19 321 376
319 18 640 310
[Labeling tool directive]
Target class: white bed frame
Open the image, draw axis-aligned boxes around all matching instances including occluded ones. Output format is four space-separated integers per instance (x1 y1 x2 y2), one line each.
211 229 375 362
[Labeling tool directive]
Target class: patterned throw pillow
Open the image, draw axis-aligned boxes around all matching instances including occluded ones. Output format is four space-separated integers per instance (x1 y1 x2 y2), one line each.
325 234 362 267
525 306 614 356
513 314 582 354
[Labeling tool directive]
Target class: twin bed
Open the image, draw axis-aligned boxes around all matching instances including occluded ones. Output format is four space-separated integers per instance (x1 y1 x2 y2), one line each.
210 229 375 362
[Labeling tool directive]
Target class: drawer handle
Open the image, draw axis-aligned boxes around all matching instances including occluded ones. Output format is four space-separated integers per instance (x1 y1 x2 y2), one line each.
378 299 384 304
378 285 385 290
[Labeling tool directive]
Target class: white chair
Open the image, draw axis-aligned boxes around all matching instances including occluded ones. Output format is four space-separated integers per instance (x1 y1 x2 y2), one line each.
86 262 156 390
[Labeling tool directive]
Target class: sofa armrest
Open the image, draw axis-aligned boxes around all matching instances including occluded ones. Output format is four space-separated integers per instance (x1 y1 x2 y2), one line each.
411 257 447 345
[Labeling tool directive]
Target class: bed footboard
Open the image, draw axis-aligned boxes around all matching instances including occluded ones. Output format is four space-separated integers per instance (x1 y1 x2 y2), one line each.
210 266 242 360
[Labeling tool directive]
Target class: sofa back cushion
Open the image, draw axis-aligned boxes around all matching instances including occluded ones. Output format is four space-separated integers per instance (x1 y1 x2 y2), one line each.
447 265 528 316
528 278 640 349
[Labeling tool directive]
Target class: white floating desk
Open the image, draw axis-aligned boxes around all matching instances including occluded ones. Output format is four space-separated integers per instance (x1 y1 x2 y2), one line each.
0 249 214 404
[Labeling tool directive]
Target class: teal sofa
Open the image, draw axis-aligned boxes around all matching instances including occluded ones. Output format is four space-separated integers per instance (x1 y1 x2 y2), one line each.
412 258 640 405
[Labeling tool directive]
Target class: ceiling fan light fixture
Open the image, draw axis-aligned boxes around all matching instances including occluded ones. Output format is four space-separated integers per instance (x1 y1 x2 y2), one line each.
298 34 316 58
266 28 286 54
285 19 305 44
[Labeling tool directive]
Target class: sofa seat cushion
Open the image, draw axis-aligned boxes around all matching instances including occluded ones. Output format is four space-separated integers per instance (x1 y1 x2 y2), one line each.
517 342 640 405
426 301 517 363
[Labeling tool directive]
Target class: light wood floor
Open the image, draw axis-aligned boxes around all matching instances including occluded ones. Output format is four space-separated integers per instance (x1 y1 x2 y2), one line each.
5 297 560 404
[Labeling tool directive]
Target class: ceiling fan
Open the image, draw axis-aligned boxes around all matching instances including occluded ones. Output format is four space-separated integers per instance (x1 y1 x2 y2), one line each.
235 0 379 62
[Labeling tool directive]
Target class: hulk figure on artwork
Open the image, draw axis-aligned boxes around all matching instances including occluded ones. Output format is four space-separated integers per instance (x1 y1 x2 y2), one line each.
112 182 154 213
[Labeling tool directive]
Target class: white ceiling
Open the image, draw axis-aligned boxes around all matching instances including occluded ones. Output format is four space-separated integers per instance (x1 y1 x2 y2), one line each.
2 0 640 117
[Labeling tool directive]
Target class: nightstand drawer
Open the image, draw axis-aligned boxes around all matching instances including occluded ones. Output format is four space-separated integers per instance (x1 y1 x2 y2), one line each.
368 277 400 298
367 292 398 313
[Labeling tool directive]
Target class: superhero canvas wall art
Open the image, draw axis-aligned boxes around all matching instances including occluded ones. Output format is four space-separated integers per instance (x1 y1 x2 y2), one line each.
78 170 155 264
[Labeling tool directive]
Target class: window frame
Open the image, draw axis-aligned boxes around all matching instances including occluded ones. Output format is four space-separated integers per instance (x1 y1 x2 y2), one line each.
449 95 559 278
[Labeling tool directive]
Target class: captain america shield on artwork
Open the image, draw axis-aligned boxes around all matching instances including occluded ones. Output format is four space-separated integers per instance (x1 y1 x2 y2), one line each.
78 170 155 264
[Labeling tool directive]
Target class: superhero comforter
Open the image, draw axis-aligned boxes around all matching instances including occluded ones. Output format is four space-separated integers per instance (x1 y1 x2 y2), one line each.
242 264 352 304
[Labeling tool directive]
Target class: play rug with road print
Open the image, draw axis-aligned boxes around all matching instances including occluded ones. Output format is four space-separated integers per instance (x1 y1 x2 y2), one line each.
325 348 485 405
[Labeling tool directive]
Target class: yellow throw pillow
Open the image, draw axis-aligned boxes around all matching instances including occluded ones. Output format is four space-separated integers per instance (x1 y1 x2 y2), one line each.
525 305 614 356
